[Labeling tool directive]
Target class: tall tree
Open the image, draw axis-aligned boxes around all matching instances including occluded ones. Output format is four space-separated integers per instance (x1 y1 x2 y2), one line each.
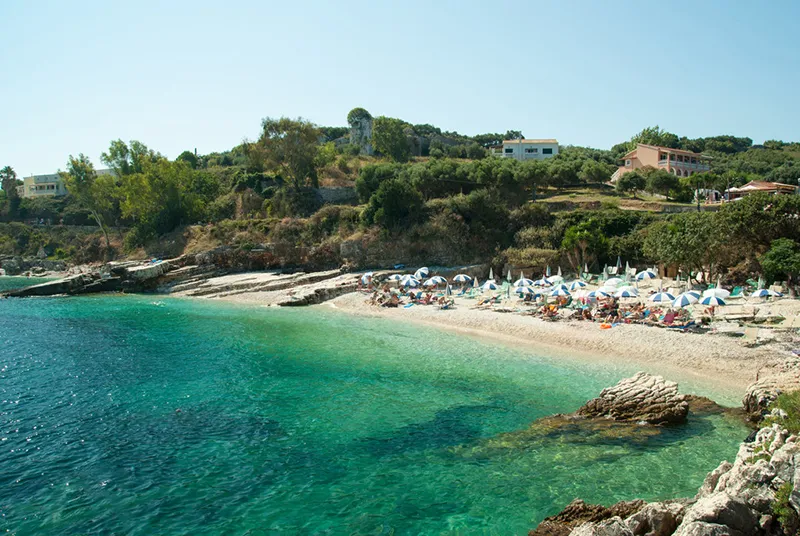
616 171 646 198
101 140 161 177
61 155 112 249
258 117 321 188
372 116 411 162
0 166 18 199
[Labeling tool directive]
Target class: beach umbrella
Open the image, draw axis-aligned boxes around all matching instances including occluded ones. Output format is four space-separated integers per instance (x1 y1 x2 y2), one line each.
445 285 453 297
453 274 472 283
700 295 726 306
488 267 494 281
414 267 430 279
557 266 562 277
616 256 622 269
569 280 587 291
533 278 551 287
673 293 699 308
403 278 420 288
550 287 571 297
682 291 702 300
636 270 657 281
481 281 499 291
472 277 480 289
751 289 781 298
388 274 404 281
546 275 564 284
551 283 569 292
605 277 624 287
514 277 535 287
515 286 536 295
703 288 730 299
423 276 446 287
584 263 589 274
589 289 612 299
625 261 631 274
401 274 418 282
615 288 638 298
360 272 373 284
649 292 675 303
546 265 552 277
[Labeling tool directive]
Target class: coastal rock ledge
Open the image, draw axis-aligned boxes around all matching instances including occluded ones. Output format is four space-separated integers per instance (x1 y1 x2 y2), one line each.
576 372 690 425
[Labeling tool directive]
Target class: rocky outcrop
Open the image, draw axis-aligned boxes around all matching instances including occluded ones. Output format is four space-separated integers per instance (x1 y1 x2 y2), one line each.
542 423 800 536
529 499 646 536
743 357 800 423
576 372 690 424
0 255 68 276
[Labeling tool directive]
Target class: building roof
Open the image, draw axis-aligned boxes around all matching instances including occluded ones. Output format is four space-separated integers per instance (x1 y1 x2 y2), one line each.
623 143 709 159
502 139 558 145
727 181 797 193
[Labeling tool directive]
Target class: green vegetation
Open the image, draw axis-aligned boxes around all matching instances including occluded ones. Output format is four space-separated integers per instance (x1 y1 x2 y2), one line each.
773 482 797 532
1 115 799 279
765 391 800 434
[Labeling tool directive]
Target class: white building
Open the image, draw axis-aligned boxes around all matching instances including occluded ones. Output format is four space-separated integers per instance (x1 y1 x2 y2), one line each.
489 139 559 161
20 169 113 199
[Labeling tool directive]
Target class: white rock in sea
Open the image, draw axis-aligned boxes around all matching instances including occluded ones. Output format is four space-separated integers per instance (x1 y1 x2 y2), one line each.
571 517 633 536
576 372 689 424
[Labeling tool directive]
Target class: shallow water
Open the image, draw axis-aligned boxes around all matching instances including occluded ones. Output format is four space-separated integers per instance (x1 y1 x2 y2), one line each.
0 295 748 534
0 276 54 292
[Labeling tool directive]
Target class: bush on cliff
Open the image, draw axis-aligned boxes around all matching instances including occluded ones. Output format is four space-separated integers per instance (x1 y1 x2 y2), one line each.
765 391 800 434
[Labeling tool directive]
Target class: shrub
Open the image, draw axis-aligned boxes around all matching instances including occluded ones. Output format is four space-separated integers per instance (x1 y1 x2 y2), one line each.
266 187 321 218
361 178 425 230
773 482 797 532
207 193 237 222
765 391 800 434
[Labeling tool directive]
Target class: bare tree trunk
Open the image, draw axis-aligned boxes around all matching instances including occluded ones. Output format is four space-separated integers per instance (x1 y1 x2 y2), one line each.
91 210 111 250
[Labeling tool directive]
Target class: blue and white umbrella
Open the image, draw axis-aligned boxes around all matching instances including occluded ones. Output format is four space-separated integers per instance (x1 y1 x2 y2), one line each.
550 287 571 297
615 288 639 298
673 293 699 308
481 281 499 291
423 276 447 287
605 277 624 287
589 289 613 299
414 267 430 279
360 272 374 284
703 288 730 299
388 274 404 281
569 280 587 291
546 275 564 284
751 289 782 298
453 274 472 283
515 286 536 295
700 296 726 306
682 291 701 300
551 283 569 293
533 278 551 287
514 278 535 287
636 270 657 281
403 278 420 288
650 292 675 303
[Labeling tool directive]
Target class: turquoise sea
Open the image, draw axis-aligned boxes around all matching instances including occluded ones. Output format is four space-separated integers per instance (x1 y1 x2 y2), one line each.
0 283 748 535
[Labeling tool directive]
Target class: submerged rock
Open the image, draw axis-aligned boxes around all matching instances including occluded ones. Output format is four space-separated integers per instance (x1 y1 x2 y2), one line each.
576 372 690 425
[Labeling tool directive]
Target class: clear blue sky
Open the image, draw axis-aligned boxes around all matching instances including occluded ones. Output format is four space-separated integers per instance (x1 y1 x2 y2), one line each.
2 0 798 176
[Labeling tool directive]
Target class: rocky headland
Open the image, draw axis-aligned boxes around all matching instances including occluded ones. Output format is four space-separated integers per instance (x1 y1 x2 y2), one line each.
530 373 800 536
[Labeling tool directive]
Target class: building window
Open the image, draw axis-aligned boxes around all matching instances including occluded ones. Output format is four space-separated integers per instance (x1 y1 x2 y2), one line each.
542 148 553 155
524 148 538 154
625 159 632 167
504 148 514 154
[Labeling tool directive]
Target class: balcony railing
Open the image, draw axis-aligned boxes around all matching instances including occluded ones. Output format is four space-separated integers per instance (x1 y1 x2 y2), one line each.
657 160 710 170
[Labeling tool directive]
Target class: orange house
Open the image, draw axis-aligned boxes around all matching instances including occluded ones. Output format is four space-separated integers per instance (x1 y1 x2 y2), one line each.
612 143 711 182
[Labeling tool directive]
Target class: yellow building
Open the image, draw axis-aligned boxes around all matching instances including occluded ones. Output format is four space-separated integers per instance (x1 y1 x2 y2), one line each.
21 173 67 198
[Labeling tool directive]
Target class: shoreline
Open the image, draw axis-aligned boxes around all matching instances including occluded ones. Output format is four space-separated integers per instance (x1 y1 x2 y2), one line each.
321 292 779 404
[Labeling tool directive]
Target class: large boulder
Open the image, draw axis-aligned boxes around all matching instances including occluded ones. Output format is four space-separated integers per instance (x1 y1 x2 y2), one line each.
624 502 685 536
676 494 756 535
576 372 690 424
529 499 645 536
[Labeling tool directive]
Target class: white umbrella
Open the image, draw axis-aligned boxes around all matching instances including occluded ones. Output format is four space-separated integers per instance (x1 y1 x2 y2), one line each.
533 278 551 287
552 283 569 292
703 288 730 299
557 266 562 277
615 288 638 298
472 277 479 289
546 265 552 277
388 274 403 281
360 273 373 284
589 289 612 299
403 278 420 288
445 284 453 297
482 281 499 291
546 275 564 284
423 276 446 287
453 274 472 283
672 293 699 308
507 270 512 283
550 287 571 297
650 292 675 303
569 280 587 291
682 291 701 300
635 270 657 281
515 286 536 295
514 278 535 287
584 263 589 274
605 277 624 287
488 267 494 281
700 296 726 306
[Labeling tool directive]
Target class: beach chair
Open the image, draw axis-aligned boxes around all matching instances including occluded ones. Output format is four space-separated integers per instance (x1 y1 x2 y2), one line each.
730 286 744 298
